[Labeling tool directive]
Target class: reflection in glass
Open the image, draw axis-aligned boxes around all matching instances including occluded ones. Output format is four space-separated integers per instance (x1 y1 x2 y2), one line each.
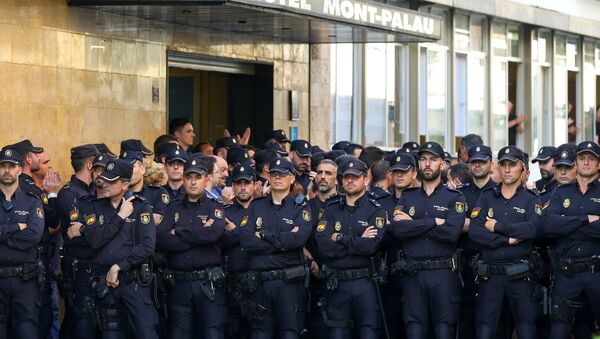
426 49 447 146
491 60 507 152
554 57 568 145
365 44 395 146
468 56 485 136
330 43 353 143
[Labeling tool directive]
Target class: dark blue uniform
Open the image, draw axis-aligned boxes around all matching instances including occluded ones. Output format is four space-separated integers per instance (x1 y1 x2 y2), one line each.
138 185 170 216
240 194 312 339
390 183 465 339
156 194 227 339
162 184 185 203
221 199 251 338
315 194 386 339
542 179 600 339
56 176 97 338
468 185 542 339
19 173 59 338
0 188 44 339
81 195 158 339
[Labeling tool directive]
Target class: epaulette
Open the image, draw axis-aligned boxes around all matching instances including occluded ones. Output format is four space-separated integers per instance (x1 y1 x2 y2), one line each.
133 194 147 202
527 188 540 196
445 186 460 193
368 198 381 207
206 195 223 205
23 177 35 185
25 191 40 200
326 195 343 206
62 182 72 190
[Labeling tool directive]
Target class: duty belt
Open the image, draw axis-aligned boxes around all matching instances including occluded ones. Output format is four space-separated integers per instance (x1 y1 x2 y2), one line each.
406 258 454 270
0 263 39 278
257 269 287 281
559 257 600 274
174 268 209 281
118 269 138 284
323 267 371 281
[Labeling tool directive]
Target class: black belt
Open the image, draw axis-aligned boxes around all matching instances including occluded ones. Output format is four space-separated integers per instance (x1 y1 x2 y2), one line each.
0 263 38 278
407 258 454 270
118 269 138 283
174 268 209 281
323 267 371 281
559 258 599 274
257 269 287 281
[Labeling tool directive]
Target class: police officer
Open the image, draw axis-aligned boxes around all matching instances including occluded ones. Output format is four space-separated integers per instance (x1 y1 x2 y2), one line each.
314 158 386 339
454 144 496 339
542 141 600 339
67 159 158 339
156 156 227 339
240 157 312 339
121 143 172 225
163 146 186 202
551 144 577 189
468 145 542 339
289 140 314 195
378 153 416 339
56 144 100 338
532 146 557 194
389 141 466 339
222 164 257 339
9 140 60 338
0 147 44 339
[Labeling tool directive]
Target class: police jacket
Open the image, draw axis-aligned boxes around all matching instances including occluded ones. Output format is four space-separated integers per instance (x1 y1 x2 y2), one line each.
57 176 95 258
240 193 312 271
157 193 225 271
81 195 155 272
459 180 496 256
315 193 386 269
0 188 44 265
19 173 59 242
469 184 541 263
542 179 600 259
138 185 170 216
390 183 466 259
221 199 248 273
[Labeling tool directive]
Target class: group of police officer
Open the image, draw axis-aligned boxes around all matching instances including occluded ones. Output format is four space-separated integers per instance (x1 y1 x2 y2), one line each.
1 131 600 339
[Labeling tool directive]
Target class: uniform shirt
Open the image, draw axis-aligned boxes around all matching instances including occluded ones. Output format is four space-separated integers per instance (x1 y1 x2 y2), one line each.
542 180 600 259
296 171 311 195
458 179 496 256
240 194 312 271
162 183 185 203
468 185 541 263
138 185 170 216
0 188 44 265
57 176 95 258
221 199 249 273
307 194 339 263
368 185 391 201
19 173 59 241
536 178 557 195
390 183 466 259
157 194 225 271
315 194 386 269
81 196 155 272
378 192 403 260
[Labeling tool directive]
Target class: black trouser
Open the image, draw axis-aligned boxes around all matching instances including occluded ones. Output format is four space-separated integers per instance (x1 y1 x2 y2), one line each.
0 275 40 339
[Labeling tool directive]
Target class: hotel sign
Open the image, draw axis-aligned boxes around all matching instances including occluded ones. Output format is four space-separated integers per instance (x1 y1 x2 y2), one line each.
232 0 441 40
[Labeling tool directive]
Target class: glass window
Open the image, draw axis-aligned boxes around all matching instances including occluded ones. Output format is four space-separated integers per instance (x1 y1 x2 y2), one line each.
567 36 580 69
455 14 470 52
554 56 568 145
596 44 600 75
490 60 508 152
455 53 468 137
426 49 447 146
583 41 596 141
507 24 521 58
468 56 486 136
364 44 396 146
492 22 507 57
470 16 485 52
330 43 354 143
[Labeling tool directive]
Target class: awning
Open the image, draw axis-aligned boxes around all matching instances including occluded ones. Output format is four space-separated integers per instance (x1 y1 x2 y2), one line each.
68 0 442 44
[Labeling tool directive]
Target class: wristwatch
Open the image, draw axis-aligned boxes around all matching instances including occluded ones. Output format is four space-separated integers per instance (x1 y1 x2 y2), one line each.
79 224 86 236
335 233 343 242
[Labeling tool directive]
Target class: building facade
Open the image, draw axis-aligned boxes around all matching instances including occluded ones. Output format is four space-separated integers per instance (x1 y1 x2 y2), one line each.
331 0 600 156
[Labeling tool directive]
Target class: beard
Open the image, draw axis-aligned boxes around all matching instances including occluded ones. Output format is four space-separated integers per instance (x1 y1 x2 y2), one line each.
317 182 332 193
540 169 553 180
422 168 441 181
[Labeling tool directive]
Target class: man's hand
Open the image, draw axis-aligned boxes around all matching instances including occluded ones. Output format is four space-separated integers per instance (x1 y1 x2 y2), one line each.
236 127 252 146
508 237 521 245
106 264 120 288
43 169 61 194
310 260 320 278
393 211 412 222
361 226 377 238
291 226 299 233
67 222 82 239
117 197 135 220
225 218 236 232
204 218 214 228
221 187 235 204
435 218 446 226
589 215 600 223
170 228 176 235
485 217 497 232
331 232 339 241
18 223 27 231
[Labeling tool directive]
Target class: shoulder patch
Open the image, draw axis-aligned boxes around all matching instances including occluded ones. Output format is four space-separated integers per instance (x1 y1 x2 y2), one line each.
535 203 542 216
140 212 150 224
214 209 224 219
69 210 79 221
41 194 49 205
161 193 170 204
470 207 481 218
85 214 96 225
563 199 570 208
455 201 465 213
302 210 311 222
240 216 248 227
317 220 326 232
36 207 44 219
376 217 384 228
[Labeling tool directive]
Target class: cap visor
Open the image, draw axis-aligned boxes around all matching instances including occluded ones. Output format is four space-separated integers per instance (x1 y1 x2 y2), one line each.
167 157 187 164
99 172 120 182
497 155 519 163
0 159 20 165
184 168 206 175
468 156 490 163
391 164 411 171
576 150 600 158
294 150 312 157
532 156 550 163
234 175 255 182
554 160 575 167
31 146 44 154
342 169 365 176
269 168 292 174
418 150 442 157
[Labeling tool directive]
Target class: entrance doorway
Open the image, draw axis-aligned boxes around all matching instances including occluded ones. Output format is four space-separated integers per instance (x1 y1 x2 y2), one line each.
168 54 273 148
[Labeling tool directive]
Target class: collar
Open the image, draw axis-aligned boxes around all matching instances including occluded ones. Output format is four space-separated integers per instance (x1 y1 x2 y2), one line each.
342 192 367 208
20 173 35 186
420 180 444 196
184 192 208 208
492 182 524 198
0 186 23 202
269 192 293 207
